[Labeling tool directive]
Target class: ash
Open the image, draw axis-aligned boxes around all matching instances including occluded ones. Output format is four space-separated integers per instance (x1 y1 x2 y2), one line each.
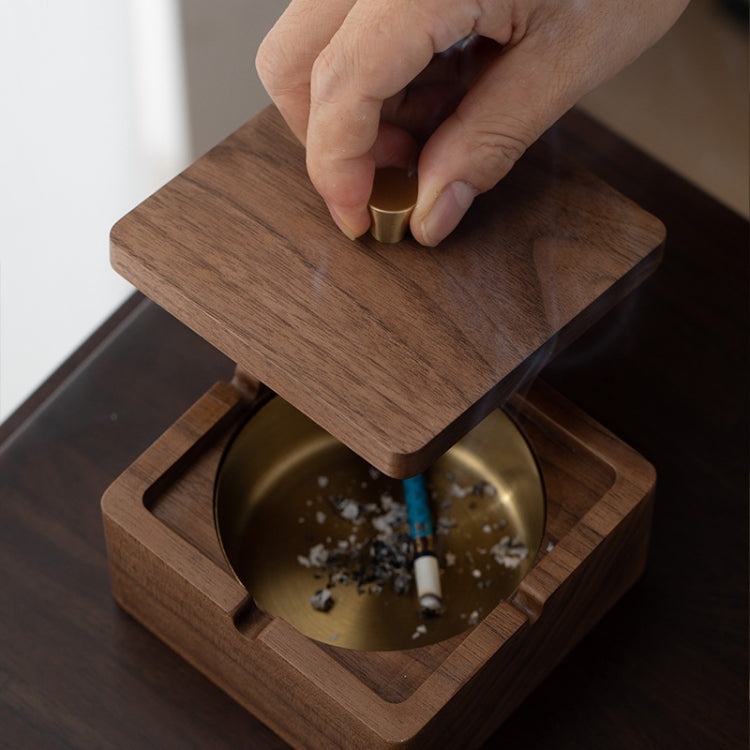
329 494 364 523
490 536 529 569
310 588 334 612
303 488 414 608
302 470 530 619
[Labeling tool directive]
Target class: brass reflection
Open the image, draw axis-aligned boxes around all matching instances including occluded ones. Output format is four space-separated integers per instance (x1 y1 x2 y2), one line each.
215 398 545 651
368 167 418 243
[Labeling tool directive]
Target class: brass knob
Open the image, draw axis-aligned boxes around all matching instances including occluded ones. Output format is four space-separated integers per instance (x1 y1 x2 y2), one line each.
368 167 418 243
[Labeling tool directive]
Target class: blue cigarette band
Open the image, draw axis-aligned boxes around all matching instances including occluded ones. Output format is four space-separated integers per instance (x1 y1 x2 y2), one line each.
403 474 433 539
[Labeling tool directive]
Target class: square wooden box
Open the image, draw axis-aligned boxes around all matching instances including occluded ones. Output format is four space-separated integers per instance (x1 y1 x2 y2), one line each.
102 379 654 749
102 105 663 747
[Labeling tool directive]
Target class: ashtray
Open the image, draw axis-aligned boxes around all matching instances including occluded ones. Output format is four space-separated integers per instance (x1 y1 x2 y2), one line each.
102 104 664 747
215 394 546 651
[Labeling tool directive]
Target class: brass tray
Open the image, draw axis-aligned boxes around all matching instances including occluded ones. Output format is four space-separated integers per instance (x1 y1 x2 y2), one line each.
215 396 546 650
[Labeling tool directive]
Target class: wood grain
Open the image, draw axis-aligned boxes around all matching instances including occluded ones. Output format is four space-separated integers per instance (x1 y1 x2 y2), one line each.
110 106 665 477
101 379 655 749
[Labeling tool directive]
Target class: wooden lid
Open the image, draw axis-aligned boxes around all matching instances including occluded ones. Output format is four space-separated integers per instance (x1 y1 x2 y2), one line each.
111 106 664 477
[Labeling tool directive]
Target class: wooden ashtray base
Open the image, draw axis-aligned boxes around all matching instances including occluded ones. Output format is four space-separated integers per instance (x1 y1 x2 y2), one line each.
102 379 654 749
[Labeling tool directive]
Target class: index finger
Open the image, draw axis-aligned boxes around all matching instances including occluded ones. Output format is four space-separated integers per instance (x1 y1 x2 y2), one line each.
306 0 479 239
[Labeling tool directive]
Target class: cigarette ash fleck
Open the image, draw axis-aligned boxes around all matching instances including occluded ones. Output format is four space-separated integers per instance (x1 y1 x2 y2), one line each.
490 536 529 569
310 588 334 612
411 623 428 640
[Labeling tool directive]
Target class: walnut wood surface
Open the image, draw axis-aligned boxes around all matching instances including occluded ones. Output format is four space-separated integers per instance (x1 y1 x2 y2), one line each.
101 378 654 749
111 106 665 477
1 110 746 749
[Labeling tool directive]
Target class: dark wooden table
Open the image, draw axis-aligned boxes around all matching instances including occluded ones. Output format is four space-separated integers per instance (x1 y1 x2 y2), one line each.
1 110 747 749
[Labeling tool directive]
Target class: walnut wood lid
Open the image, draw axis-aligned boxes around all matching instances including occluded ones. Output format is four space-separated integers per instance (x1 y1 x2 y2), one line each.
110 106 665 477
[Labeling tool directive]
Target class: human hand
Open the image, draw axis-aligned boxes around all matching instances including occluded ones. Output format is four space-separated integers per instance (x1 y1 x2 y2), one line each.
257 0 687 246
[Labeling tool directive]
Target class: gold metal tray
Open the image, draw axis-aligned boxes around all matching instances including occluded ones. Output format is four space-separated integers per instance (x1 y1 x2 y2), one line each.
215 396 545 650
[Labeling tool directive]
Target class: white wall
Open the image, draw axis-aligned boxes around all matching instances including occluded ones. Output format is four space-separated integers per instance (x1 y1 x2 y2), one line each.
0 0 279 422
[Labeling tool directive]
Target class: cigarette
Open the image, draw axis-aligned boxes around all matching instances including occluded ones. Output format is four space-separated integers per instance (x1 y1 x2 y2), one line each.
402 474 443 616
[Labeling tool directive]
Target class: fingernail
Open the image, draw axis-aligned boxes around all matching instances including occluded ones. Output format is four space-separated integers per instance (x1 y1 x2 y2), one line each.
327 204 359 240
421 181 478 246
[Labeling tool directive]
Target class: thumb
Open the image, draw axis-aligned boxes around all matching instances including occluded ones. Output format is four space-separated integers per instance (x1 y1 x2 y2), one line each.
411 42 573 246
410 0 690 246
